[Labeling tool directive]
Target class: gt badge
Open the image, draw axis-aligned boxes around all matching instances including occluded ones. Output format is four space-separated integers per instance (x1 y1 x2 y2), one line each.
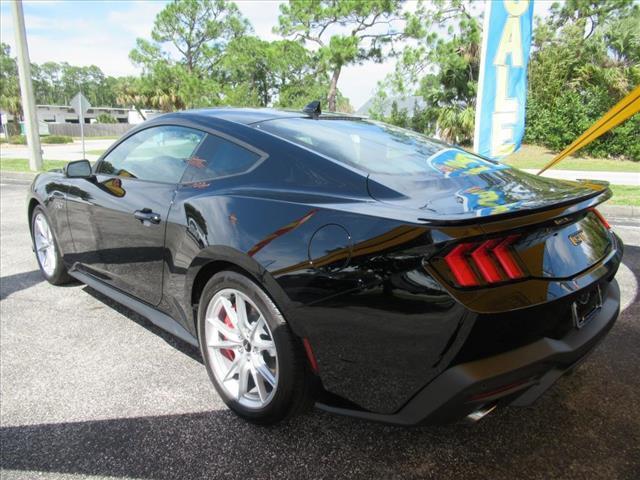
568 230 586 246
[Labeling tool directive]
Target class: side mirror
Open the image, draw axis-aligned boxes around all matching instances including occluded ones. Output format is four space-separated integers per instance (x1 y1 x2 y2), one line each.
65 159 92 178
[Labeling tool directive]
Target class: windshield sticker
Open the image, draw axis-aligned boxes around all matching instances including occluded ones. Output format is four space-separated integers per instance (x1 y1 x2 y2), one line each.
456 186 524 217
427 149 509 178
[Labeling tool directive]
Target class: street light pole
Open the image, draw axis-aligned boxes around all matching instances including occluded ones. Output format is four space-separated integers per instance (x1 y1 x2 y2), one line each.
10 0 42 171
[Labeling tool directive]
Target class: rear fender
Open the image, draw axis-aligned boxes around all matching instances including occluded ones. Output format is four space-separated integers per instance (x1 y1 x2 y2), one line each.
185 246 303 334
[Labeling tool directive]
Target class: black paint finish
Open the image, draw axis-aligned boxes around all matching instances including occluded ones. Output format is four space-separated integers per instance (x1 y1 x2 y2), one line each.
27 108 623 421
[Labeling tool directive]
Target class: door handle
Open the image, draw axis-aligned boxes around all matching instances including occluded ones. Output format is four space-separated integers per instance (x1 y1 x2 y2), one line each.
134 209 161 225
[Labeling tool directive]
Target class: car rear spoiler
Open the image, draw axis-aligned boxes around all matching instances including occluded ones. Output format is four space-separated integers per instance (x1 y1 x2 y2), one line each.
419 184 612 232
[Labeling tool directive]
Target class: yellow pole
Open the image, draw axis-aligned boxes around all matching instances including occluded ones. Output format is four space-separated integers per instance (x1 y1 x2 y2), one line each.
537 84 640 175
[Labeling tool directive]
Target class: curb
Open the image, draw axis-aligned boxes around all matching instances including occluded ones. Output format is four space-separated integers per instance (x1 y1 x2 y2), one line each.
599 204 637 218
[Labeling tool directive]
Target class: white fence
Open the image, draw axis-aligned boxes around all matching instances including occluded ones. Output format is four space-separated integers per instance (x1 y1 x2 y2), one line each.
47 123 133 137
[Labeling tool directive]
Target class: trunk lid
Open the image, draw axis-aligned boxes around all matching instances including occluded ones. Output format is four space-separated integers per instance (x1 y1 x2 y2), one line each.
513 210 613 279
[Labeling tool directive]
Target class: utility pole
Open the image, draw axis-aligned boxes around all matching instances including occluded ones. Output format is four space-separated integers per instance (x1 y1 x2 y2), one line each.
10 0 42 171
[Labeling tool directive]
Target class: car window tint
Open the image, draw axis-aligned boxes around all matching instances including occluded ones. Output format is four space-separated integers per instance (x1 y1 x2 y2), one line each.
97 126 205 183
256 118 457 175
181 134 261 183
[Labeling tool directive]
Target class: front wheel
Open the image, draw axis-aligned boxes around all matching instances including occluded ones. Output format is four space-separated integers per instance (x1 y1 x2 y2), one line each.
31 206 72 285
198 271 315 424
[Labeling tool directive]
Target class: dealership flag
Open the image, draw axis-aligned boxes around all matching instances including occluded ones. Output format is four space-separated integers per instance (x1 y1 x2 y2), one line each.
473 0 534 159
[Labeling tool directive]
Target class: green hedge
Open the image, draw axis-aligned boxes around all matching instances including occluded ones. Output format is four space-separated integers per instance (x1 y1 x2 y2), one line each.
41 135 73 144
8 135 26 145
525 87 640 161
4 134 73 145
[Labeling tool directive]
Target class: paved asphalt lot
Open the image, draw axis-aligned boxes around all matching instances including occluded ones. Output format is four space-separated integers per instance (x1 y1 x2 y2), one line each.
1 178 638 480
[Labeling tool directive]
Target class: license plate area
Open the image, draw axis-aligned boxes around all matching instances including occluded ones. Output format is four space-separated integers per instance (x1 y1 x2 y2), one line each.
572 285 602 329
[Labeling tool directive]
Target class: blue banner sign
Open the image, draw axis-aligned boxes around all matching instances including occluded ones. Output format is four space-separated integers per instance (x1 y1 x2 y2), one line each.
473 0 534 159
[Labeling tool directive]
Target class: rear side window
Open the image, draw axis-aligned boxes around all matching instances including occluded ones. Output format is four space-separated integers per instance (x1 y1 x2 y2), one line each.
97 126 204 183
181 134 261 183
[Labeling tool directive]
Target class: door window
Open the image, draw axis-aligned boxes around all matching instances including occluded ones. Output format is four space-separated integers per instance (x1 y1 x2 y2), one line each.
181 134 262 183
97 126 205 183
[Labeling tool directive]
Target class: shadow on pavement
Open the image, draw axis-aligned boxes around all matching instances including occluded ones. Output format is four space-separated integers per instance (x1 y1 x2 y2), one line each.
0 270 44 300
1 396 639 480
82 285 202 363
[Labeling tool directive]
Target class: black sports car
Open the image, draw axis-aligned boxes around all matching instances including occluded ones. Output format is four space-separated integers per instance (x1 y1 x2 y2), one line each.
28 105 622 425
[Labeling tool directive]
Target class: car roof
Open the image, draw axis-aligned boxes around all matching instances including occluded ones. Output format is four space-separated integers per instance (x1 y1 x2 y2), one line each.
158 107 363 126
184 108 303 125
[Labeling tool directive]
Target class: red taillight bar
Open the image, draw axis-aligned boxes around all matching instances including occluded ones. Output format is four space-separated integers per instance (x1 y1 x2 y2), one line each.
444 243 479 287
443 235 525 287
590 208 610 229
493 235 524 279
470 239 502 283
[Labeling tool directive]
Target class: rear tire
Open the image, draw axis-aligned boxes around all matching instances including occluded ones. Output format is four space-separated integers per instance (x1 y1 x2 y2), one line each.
31 206 72 285
198 270 316 425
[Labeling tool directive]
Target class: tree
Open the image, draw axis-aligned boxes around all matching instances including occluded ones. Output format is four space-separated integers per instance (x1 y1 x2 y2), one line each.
371 0 482 144
276 0 407 111
526 0 640 159
30 61 119 107
131 0 249 74
114 76 151 119
218 36 341 108
0 44 22 134
129 0 250 110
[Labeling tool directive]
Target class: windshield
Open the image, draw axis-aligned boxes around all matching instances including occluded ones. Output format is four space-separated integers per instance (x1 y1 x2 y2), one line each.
255 117 499 176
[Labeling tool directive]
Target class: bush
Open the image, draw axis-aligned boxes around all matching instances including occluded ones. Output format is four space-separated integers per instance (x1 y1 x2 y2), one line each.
8 135 26 144
4 134 73 145
96 113 117 124
41 135 73 144
525 86 640 161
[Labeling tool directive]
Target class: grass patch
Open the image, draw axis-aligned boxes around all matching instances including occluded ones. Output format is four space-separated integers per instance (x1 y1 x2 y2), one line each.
0 158 67 172
86 149 106 156
608 185 640 206
505 144 640 172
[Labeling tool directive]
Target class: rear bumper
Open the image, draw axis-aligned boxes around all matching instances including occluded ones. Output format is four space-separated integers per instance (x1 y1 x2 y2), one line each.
317 279 620 426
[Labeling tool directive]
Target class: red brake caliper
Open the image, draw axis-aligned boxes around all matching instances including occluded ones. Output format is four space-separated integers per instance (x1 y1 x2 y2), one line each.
220 309 236 361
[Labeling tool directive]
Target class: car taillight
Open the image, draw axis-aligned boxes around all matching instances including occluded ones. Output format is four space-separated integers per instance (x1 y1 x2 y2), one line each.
443 235 525 287
444 243 478 286
493 235 524 279
590 208 610 229
470 239 502 283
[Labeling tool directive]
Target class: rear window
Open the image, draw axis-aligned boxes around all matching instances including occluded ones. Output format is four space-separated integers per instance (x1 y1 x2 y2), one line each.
181 134 261 183
255 118 459 175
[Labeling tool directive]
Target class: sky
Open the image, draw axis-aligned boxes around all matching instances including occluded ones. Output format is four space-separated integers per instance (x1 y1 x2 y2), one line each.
0 0 556 110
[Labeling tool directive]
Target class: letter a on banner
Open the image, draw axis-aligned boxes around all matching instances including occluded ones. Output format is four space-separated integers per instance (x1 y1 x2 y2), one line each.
473 0 534 159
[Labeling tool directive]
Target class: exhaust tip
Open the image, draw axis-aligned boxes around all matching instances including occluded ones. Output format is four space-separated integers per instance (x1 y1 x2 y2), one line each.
466 403 497 423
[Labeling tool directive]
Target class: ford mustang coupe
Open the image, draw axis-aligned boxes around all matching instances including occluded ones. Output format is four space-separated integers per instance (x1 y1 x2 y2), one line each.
28 105 622 425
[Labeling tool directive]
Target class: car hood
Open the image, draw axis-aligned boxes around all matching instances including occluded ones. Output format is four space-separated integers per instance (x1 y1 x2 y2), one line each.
366 148 608 221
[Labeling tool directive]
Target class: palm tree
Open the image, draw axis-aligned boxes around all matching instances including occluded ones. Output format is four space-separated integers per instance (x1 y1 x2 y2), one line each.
437 105 475 145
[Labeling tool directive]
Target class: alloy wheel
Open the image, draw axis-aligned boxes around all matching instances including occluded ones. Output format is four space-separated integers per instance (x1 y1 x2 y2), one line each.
33 212 57 277
204 288 279 409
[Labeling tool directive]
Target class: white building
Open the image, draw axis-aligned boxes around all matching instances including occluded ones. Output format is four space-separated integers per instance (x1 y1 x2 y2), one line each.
0 105 160 125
